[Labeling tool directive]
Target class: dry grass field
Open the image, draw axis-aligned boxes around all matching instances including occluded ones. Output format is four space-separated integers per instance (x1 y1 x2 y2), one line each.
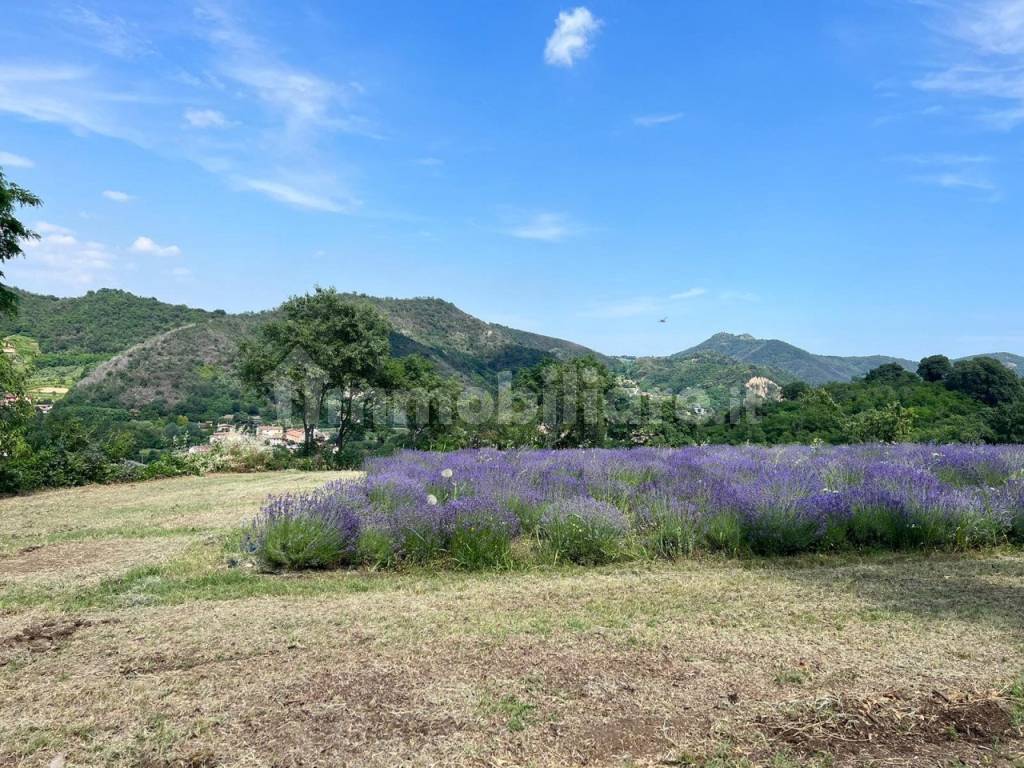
1 472 1022 767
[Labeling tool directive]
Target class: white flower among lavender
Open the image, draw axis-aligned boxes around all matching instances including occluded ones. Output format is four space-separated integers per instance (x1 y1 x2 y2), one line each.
441 468 453 479
426 494 439 506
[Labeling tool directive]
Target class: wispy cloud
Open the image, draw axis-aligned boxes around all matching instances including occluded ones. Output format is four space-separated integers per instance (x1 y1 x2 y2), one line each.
581 289 709 319
235 177 355 213
61 6 149 59
0 64 146 143
633 113 684 127
194 2 370 139
0 150 34 168
544 7 602 67
896 152 997 194
914 0 1024 129
671 287 707 300
506 212 574 242
102 190 134 203
416 157 444 167
130 236 181 257
0 6 373 215
914 172 996 191
183 107 228 128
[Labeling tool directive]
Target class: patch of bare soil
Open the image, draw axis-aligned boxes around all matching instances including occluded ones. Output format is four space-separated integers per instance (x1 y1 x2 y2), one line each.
0 537 190 586
0 617 115 665
756 687 1022 764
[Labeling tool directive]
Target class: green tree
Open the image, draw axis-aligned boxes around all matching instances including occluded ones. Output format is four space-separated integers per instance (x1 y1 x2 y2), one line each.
781 380 810 401
239 288 393 454
917 355 952 383
945 357 1022 407
846 402 915 443
864 363 918 386
517 356 613 448
0 168 42 316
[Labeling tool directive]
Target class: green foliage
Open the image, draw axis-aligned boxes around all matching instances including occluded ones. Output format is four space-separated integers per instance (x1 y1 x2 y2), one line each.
639 505 699 559
254 517 347 570
0 288 216 354
0 168 41 316
240 288 393 453
864 363 919 386
918 355 952 383
355 528 397 569
449 516 514 570
945 356 1023 407
846 402 915 443
540 507 625 565
516 355 614 448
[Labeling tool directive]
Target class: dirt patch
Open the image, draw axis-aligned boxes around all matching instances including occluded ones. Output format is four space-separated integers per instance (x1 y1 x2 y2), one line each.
0 537 191 586
0 616 115 665
758 687 1022 761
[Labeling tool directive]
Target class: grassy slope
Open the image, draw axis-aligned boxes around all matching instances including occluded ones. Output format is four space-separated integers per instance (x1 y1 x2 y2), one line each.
1 473 1021 767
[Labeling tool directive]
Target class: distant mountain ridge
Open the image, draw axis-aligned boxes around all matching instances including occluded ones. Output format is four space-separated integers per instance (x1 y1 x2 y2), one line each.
2 288 1020 417
674 332 917 386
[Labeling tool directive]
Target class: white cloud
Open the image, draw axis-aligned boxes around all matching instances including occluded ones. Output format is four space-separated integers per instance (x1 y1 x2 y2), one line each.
898 153 996 193
61 6 149 59
130 236 181 257
35 221 74 235
633 113 684 127
236 177 352 213
544 7 602 67
671 288 707 300
15 226 115 290
0 150 34 168
914 1 1024 128
102 190 133 203
914 172 996 191
0 64 145 142
184 107 228 128
416 157 444 166
507 213 573 242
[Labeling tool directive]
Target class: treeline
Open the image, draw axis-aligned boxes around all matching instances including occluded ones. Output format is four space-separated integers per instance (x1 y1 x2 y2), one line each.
2 286 1022 495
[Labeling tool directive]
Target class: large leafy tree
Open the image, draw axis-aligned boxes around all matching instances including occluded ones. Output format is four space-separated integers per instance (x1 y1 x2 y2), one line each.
945 357 1022 407
0 168 41 316
239 288 393 454
917 355 952 383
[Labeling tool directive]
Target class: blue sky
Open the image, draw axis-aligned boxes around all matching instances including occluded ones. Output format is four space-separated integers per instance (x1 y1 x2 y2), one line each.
1 1 1022 359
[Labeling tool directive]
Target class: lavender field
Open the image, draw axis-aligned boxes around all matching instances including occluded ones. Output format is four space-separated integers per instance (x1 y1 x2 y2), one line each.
249 445 1024 569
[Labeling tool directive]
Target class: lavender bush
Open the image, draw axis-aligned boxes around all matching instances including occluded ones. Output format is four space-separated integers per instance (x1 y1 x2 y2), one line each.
248 445 1024 570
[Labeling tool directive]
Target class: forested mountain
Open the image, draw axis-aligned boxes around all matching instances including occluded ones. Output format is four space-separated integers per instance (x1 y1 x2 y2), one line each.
674 332 918 385
0 288 222 354
6 288 1022 421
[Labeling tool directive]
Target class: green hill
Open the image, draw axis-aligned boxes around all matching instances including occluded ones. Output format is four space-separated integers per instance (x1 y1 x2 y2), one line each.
7 288 1022 419
0 288 220 354
674 332 918 385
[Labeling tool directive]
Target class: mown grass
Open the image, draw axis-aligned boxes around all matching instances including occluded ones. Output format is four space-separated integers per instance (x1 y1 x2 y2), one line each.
1 473 1022 768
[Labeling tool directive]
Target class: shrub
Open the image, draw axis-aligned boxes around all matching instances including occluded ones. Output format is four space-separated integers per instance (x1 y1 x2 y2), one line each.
701 512 743 555
448 499 519 570
248 490 362 570
254 517 347 570
356 528 396 569
540 497 627 565
744 508 822 556
637 499 699 559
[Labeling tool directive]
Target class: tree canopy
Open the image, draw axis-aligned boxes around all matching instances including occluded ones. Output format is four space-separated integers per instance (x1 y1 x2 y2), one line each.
0 168 41 316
